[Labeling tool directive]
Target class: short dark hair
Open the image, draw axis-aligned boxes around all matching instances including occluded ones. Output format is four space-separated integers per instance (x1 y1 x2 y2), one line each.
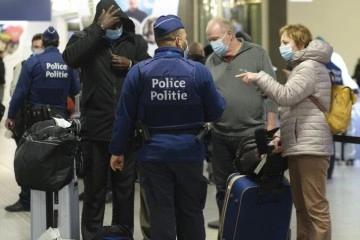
42 39 59 48
32 33 42 43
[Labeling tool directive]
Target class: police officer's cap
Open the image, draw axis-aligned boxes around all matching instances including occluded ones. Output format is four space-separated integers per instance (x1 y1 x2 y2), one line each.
153 15 184 38
43 26 59 41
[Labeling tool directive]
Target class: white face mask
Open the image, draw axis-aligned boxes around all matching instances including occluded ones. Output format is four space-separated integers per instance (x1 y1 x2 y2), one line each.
32 49 44 55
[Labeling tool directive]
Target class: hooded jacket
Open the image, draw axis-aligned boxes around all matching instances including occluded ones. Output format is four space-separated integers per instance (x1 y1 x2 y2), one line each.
254 39 334 157
62 0 150 141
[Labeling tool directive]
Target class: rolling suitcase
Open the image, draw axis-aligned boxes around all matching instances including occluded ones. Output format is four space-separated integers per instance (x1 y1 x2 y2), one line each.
219 173 292 240
31 176 80 240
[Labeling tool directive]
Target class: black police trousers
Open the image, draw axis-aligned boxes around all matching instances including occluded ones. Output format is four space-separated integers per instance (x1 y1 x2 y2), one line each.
140 161 208 240
81 140 137 240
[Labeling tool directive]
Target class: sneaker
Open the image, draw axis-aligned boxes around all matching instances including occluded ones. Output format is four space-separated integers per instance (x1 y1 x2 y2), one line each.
5 200 30 212
207 219 220 229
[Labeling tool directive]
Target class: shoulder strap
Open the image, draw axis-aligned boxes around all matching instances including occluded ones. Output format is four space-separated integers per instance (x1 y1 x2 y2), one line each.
308 95 327 113
308 71 333 114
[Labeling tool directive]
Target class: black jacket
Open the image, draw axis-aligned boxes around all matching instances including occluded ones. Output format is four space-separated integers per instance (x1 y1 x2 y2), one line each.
0 57 5 85
63 0 150 141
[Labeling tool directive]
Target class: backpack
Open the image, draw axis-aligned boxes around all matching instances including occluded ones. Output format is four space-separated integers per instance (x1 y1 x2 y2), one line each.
309 72 357 135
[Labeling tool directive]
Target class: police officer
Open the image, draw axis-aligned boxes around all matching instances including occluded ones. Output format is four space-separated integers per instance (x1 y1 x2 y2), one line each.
109 15 226 240
62 1 151 239
3 33 44 213
5 26 80 137
4 26 80 212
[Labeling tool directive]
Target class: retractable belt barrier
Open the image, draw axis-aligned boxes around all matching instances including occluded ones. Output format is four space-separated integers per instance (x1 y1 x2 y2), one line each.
333 135 360 144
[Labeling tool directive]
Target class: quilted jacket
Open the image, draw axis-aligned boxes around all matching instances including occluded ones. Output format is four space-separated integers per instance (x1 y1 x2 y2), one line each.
254 39 334 157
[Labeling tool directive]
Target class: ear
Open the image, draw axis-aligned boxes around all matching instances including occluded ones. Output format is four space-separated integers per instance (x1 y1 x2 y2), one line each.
175 37 182 47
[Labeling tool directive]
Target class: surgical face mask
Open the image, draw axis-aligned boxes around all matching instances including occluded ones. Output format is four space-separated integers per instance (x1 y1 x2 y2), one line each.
32 49 44 55
279 44 293 61
178 38 189 59
182 40 189 59
106 25 123 40
210 32 230 57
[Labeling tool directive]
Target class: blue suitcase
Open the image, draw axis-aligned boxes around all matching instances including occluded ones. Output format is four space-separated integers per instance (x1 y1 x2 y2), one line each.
219 173 292 240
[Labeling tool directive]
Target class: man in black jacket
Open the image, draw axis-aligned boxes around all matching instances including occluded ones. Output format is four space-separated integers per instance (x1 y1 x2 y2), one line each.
62 0 151 239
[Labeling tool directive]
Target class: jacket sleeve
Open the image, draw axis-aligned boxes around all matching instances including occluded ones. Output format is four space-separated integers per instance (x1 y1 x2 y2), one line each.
256 63 316 107
62 24 105 69
10 62 22 96
8 61 33 119
132 34 151 64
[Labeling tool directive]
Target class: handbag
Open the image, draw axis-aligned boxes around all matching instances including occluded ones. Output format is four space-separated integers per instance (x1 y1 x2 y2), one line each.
14 118 81 192
233 128 288 176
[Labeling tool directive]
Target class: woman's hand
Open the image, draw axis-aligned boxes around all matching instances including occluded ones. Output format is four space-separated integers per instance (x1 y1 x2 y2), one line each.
235 72 258 84
272 136 282 153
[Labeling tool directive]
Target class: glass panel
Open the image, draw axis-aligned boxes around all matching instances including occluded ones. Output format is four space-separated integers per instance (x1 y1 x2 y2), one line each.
225 0 262 44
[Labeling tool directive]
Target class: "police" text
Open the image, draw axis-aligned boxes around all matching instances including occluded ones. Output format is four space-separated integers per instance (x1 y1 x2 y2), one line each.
151 78 188 101
46 63 68 78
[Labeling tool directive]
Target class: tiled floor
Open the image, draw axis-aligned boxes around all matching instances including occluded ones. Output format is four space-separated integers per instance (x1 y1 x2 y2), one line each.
1 122 360 239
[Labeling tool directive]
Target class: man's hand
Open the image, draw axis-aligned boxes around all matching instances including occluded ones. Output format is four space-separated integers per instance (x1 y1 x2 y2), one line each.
110 154 125 171
5 118 15 130
97 5 121 30
111 54 131 70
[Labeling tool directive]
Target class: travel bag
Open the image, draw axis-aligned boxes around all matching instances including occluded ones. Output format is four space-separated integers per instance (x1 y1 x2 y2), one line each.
219 173 292 240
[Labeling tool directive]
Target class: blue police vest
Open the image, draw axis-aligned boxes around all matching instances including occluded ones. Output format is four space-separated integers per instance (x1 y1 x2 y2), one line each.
30 47 75 108
138 49 204 130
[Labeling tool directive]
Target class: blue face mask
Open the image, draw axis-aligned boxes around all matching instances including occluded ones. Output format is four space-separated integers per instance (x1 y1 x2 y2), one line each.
183 40 189 59
210 32 229 57
106 25 123 40
279 44 293 61
32 49 44 55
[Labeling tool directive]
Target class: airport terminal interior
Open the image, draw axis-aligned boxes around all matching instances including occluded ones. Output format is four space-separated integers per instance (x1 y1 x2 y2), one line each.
1 0 360 239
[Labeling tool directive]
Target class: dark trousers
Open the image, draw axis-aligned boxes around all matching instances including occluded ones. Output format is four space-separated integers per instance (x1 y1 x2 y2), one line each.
211 131 243 216
140 161 208 240
81 140 137 240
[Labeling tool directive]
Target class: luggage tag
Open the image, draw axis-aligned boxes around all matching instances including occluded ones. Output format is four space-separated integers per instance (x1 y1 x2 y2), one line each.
253 153 267 175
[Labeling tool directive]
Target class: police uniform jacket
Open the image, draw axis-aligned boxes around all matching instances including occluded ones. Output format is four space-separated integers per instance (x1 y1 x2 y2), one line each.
8 47 80 119
109 47 226 162
62 6 150 141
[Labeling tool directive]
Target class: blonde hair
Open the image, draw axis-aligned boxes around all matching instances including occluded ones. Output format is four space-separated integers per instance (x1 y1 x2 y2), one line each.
207 17 232 34
279 24 312 49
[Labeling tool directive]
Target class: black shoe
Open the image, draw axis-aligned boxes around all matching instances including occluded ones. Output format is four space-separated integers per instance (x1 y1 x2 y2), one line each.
105 191 112 204
207 219 220 229
5 200 30 212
